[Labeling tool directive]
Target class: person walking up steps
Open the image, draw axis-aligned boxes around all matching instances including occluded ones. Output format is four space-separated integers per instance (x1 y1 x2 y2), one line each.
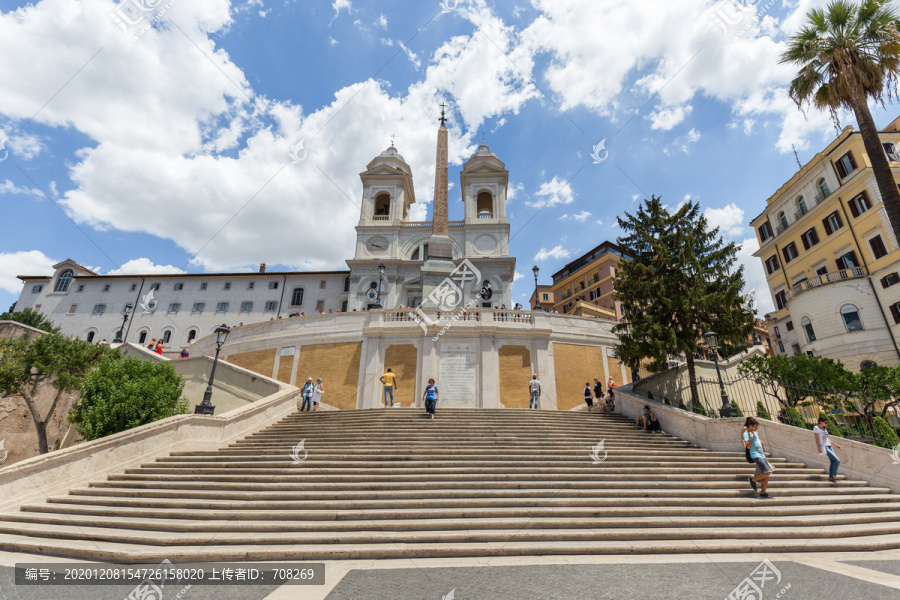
423 378 439 419
380 368 397 407
813 416 843 484
528 374 541 409
583 383 594 412
743 418 773 498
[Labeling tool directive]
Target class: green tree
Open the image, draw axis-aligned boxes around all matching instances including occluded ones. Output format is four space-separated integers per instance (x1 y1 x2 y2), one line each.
69 356 188 441
756 401 772 420
738 353 855 408
0 308 60 334
0 333 118 453
781 0 900 246
613 197 754 404
872 415 900 448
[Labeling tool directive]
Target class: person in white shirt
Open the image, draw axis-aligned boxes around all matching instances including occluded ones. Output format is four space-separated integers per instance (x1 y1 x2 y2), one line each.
813 416 842 483
528 375 541 409
311 377 324 412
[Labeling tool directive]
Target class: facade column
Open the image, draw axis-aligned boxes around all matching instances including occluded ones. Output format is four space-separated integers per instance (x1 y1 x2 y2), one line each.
534 337 557 410
480 336 500 408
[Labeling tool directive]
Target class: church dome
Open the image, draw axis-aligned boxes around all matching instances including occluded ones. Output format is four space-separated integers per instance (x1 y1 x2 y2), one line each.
378 145 407 163
366 144 411 174
471 141 498 160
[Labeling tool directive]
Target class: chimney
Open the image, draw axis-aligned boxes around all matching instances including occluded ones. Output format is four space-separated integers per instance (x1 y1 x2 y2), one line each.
259 262 266 273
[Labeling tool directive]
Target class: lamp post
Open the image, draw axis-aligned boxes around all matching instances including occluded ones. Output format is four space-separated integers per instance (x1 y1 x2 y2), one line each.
532 265 539 311
375 263 385 309
704 330 737 417
113 303 133 343
194 324 230 416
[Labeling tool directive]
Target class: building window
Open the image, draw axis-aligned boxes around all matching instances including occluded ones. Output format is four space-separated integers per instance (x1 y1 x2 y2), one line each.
31 284 42 293
411 247 420 261
174 283 184 291
801 316 816 342
881 272 900 288
476 191 494 218
836 251 859 271
764 255 779 275
774 326 781 338
150 283 160 291
801 228 819 250
77 284 84 292
167 303 180 313
216 302 229 312
33 304 41 313
291 288 304 306
775 290 787 310
890 302 900 324
162 330 172 344
835 151 857 178
200 282 207 291
130 283 137 291
815 265 829 276
777 211 788 231
791 343 801 354
315 300 325 311
796 196 807 216
542 293 549 301
341 300 348 312
869 234 889 260
92 304 106 314
54 270 74 293
86 331 95 343
192 302 205 313
778 341 785 353
265 300 278 311
782 242 799 263
102 284 110 292
884 142 900 162
344 277 350 292
248 281 255 290
319 280 327 289
224 282 231 290
786 320 794 332
848 191 871 217
841 304 863 332
68 304 77 314
758 221 773 242
187 330 198 343
822 211 843 235
818 178 830 199
269 281 279 290
138 330 148 344
240 301 253 312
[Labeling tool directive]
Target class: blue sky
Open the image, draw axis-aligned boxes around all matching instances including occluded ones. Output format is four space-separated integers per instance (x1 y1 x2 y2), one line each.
3 0 900 315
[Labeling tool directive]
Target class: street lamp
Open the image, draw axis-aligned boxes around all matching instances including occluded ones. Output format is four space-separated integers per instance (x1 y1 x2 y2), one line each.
113 303 133 343
375 263 386 309
532 265 539 311
194 324 230 415
704 329 737 417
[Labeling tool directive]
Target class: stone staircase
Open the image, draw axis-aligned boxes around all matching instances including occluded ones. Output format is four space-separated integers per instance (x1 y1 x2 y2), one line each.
1 408 900 561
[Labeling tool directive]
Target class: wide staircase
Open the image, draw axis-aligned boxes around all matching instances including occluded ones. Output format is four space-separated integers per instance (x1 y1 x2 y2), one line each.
1 408 900 561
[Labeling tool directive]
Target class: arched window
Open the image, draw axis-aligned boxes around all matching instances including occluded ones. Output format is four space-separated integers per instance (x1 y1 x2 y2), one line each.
86 331 95 343
162 329 173 344
374 193 391 218
187 329 198 343
138 330 148 345
54 269 74 293
290 287 304 306
818 178 830 199
477 191 493 218
777 211 788 230
800 316 816 342
861 360 878 370
840 304 863 332
796 196 807 216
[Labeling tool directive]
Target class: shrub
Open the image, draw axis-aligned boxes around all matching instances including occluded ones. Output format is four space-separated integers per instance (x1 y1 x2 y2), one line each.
730 401 744 418
783 406 808 429
756 401 771 420
693 401 709 417
69 356 188 441
826 414 848 438
872 416 900 450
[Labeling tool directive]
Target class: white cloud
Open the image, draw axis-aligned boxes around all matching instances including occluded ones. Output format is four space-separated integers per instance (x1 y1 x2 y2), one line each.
648 104 693 131
738 237 774 315
106 258 186 276
0 250 56 295
526 176 575 209
329 36 338 46
704 203 745 238
596 219 603 226
559 210 591 222
513 271 524 281
376 13 387 28
333 0 351 16
663 127 701 155
534 245 571 261
0 179 44 200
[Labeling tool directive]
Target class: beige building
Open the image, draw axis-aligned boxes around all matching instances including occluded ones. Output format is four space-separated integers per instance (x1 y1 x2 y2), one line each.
751 116 900 370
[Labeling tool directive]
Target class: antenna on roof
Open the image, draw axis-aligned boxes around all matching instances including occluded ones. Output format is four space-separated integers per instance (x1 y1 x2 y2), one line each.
792 144 802 169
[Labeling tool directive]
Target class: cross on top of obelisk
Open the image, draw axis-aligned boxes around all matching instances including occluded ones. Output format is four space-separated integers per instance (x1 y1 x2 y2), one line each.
439 103 448 127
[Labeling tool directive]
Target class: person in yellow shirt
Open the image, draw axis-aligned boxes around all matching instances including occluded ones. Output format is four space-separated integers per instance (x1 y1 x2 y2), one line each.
380 368 398 407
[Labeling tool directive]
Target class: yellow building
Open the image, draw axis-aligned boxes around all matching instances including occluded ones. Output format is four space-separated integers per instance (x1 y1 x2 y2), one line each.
751 116 900 369
530 241 629 319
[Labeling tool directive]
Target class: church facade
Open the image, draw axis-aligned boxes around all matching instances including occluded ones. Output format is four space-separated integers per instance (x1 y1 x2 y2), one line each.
12 126 515 348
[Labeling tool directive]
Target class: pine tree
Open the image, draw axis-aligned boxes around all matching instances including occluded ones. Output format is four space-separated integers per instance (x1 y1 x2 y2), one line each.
613 197 754 406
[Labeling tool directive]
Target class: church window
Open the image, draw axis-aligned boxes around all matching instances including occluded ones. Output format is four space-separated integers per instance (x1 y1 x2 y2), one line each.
374 193 391 219
290 288 304 306
477 191 493 218
54 270 74 293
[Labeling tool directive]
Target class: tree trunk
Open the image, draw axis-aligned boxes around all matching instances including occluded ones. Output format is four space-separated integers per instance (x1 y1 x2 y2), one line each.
686 354 699 404
849 89 900 249
20 389 50 455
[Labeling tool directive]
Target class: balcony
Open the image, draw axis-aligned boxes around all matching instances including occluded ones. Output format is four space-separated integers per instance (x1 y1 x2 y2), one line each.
788 267 867 301
372 215 389 221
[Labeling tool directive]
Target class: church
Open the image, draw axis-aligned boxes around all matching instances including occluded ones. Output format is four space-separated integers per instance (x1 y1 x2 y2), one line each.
12 111 516 348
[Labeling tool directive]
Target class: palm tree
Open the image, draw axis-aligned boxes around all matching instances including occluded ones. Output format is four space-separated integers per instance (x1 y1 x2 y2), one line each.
781 0 900 244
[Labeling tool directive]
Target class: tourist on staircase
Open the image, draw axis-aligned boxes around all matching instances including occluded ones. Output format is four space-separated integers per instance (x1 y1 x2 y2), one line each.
583 383 594 412
634 405 651 429
423 378 439 419
647 410 664 434
528 374 541 409
593 378 604 405
744 418 773 498
380 368 397 407
311 377 324 412
813 416 842 484
300 377 315 412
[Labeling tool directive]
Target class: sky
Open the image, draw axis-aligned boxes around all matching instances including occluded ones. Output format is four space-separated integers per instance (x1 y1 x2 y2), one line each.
3 0 900 316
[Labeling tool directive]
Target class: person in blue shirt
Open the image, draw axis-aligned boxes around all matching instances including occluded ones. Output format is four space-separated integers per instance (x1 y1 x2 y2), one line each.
743 418 773 498
423 378 439 419
300 377 315 412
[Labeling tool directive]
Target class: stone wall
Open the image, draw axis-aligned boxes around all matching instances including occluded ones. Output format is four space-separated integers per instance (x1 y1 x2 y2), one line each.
499 345 532 408
297 342 362 410
384 344 417 407
552 343 606 411
224 348 277 380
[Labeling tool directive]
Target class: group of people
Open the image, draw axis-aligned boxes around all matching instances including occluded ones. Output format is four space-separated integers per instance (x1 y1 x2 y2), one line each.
633 405 663 433
741 415 842 499
583 377 616 412
300 377 326 411
145 338 190 357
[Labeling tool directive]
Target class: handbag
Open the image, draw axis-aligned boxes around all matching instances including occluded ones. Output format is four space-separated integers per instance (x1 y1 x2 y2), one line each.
745 448 753 463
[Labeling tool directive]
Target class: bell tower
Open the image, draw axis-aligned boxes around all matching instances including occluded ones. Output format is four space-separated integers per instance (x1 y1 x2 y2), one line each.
461 141 508 224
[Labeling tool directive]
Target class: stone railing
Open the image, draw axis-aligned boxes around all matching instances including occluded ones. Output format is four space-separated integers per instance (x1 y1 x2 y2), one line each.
789 266 867 301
